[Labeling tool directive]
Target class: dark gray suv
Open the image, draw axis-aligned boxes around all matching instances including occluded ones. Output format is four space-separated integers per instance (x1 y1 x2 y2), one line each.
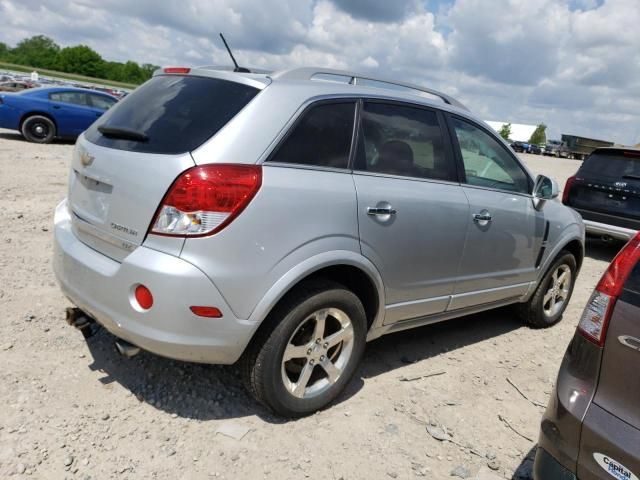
535 232 640 479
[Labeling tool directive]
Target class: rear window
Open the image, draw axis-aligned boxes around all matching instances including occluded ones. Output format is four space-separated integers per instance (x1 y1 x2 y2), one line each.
85 75 259 154
580 152 640 179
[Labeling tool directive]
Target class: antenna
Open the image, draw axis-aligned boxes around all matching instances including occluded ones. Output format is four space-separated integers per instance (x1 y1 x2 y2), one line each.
219 33 250 73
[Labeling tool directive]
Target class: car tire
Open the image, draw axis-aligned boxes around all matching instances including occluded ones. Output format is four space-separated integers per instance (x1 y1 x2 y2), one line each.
241 279 367 417
21 115 56 143
518 251 577 328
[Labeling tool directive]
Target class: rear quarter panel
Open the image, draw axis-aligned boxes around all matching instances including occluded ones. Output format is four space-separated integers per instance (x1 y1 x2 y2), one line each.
179 165 364 321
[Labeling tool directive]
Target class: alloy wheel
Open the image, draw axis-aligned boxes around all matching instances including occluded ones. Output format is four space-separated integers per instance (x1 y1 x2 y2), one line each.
281 307 354 399
542 264 572 318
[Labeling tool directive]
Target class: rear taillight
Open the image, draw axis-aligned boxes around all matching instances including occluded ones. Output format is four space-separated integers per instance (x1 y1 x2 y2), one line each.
150 164 262 237
578 232 640 346
562 175 576 204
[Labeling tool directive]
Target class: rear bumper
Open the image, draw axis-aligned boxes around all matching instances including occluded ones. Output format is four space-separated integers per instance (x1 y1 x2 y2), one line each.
53 199 257 364
583 220 637 241
534 448 577 480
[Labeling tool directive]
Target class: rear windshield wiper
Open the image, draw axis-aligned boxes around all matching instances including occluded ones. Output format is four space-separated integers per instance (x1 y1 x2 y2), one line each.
98 126 148 142
622 174 640 180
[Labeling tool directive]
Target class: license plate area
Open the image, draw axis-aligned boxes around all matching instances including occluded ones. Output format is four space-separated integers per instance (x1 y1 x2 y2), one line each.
69 169 113 223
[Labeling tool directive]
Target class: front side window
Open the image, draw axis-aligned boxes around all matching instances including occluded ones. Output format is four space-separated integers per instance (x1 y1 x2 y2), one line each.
50 92 90 107
269 102 356 169
452 117 530 193
354 101 454 181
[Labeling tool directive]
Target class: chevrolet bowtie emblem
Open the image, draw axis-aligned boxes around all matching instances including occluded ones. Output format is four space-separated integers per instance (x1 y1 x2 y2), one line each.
80 150 95 167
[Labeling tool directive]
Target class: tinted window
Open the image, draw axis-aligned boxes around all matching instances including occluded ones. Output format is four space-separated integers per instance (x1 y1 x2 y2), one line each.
89 94 116 110
625 262 640 294
269 102 355 169
580 152 640 179
50 92 90 106
85 75 259 154
354 102 453 181
452 118 530 193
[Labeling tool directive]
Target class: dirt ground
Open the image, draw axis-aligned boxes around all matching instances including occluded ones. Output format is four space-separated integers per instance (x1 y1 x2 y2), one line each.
0 129 624 480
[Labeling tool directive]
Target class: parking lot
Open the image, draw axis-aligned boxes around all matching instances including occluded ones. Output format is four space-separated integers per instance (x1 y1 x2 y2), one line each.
0 128 621 479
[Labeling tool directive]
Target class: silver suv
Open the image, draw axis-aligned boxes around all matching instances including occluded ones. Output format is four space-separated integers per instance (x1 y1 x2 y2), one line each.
53 66 585 417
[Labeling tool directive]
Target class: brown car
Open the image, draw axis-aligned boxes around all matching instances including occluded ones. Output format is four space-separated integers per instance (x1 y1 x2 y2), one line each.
0 81 33 92
535 232 640 479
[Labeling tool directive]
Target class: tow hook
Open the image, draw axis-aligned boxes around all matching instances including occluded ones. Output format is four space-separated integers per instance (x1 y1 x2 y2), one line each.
65 307 97 339
115 339 140 358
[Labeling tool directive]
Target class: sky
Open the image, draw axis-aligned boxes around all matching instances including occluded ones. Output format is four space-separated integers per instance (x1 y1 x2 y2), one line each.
1 0 638 145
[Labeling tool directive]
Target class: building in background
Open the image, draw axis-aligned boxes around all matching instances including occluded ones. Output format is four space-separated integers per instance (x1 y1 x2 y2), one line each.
485 121 537 142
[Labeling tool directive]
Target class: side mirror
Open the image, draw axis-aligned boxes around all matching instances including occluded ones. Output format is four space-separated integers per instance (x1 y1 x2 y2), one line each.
532 174 559 210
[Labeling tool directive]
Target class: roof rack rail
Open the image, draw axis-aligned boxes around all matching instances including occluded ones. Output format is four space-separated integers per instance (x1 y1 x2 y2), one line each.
272 67 469 111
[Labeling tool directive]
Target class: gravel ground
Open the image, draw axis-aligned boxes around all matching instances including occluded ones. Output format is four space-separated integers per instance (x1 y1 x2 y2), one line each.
0 129 624 480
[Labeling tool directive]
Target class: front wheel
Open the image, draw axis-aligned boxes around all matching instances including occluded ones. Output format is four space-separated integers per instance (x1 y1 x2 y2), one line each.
21 115 56 143
241 280 367 417
518 251 577 328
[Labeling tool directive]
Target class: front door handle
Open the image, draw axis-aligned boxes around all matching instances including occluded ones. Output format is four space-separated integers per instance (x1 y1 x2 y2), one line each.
473 211 492 223
367 207 397 216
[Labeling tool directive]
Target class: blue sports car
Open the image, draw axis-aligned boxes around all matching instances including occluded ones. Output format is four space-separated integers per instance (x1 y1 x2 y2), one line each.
0 86 118 143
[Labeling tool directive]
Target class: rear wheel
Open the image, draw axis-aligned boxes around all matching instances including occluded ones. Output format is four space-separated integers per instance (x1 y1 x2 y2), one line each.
241 280 366 417
21 115 56 143
518 251 577 328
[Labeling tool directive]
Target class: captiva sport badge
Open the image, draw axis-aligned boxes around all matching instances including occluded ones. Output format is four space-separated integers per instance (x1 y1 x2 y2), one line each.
594 453 638 480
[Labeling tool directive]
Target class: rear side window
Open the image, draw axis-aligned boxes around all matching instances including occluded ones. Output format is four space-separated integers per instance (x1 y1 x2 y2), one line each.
89 94 116 110
50 92 90 106
85 75 259 154
269 102 355 169
580 152 640 179
354 101 454 181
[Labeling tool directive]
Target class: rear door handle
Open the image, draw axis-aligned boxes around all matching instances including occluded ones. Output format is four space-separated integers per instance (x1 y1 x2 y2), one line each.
619 335 640 352
473 212 492 222
367 207 397 216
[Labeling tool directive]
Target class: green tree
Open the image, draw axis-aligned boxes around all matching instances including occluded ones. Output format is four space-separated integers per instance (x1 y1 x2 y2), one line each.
103 61 125 82
0 42 10 61
121 61 145 83
498 123 512 141
141 63 160 80
529 123 547 145
57 45 105 78
11 35 60 69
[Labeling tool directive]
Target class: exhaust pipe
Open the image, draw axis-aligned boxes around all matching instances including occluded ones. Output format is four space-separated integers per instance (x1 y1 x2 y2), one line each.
65 307 97 338
115 339 140 358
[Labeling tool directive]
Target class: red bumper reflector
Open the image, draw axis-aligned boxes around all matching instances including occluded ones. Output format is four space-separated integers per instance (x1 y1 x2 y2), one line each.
190 306 223 318
134 285 153 310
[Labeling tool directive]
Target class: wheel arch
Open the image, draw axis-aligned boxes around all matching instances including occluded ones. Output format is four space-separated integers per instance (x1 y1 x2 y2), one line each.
561 238 584 272
19 111 58 133
247 252 386 335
